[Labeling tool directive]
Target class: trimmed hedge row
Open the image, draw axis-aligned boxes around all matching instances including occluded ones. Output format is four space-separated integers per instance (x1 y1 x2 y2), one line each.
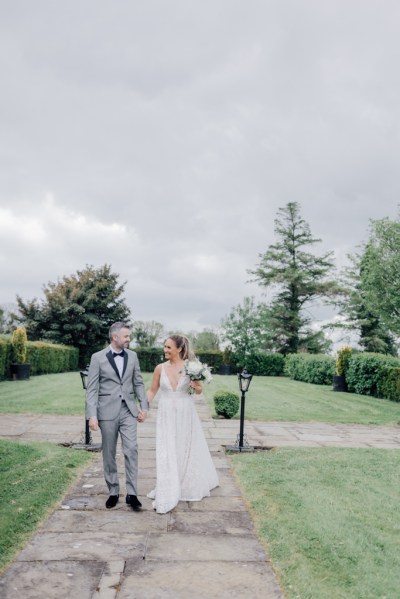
0 336 79 379
134 348 285 376
26 342 79 375
285 353 336 385
345 352 400 398
376 366 400 402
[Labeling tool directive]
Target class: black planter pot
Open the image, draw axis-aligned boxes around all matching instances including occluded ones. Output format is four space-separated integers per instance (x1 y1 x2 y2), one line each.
218 365 232 375
11 363 31 381
333 374 347 392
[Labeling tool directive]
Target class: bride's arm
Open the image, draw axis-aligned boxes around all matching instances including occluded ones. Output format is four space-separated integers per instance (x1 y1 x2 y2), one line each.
147 364 162 402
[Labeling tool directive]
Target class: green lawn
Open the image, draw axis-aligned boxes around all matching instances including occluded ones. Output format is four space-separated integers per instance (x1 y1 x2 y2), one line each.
203 375 400 425
0 372 152 415
1 372 399 425
231 448 400 599
0 439 93 573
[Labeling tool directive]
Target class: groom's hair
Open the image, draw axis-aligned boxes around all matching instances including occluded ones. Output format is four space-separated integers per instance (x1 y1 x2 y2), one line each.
109 322 131 341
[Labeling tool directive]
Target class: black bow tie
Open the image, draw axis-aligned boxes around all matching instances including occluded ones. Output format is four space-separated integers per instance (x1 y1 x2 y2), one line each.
112 351 125 358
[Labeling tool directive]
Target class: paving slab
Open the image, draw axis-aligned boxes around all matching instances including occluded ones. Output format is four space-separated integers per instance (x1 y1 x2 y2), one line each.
120 559 283 599
0 560 105 599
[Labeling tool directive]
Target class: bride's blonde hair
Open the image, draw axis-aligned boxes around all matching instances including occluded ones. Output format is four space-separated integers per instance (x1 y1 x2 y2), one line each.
168 335 194 360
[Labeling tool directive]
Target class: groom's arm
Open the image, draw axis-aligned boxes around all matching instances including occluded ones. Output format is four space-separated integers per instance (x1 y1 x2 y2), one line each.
86 354 100 422
132 353 149 414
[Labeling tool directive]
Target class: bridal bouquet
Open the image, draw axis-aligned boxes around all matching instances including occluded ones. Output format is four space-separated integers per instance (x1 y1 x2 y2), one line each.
183 359 213 394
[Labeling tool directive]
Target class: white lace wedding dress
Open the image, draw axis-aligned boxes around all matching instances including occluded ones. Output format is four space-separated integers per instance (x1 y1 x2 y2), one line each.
147 364 219 514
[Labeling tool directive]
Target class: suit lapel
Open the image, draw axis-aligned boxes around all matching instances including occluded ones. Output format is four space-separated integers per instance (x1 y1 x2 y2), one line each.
106 350 121 380
122 351 128 380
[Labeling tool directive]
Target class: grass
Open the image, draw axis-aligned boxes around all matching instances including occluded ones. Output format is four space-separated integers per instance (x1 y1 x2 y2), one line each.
1 372 399 425
231 448 400 599
0 439 93 573
203 375 400 425
0 371 153 415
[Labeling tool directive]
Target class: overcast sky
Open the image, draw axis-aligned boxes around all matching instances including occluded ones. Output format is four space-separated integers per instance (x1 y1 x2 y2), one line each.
1 1 399 335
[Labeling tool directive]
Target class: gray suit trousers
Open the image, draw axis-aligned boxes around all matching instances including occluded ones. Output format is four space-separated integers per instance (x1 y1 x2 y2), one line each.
99 401 138 496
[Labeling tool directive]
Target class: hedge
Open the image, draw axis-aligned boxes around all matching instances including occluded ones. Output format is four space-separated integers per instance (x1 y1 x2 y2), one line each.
376 366 400 402
285 353 336 385
240 352 285 376
0 336 79 378
134 348 165 372
346 352 400 397
26 342 79 375
0 337 12 381
134 348 225 373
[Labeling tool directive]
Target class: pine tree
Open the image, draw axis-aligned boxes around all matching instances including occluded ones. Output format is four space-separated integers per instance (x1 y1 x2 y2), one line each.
249 202 339 354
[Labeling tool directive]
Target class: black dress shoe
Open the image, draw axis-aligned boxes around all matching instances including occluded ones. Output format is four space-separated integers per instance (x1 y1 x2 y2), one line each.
106 495 119 509
126 494 142 509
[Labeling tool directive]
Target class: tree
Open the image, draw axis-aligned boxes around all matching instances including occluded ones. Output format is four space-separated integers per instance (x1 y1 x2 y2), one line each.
192 329 220 351
337 248 397 355
249 202 340 354
221 296 272 364
16 264 131 365
361 216 400 337
132 320 165 348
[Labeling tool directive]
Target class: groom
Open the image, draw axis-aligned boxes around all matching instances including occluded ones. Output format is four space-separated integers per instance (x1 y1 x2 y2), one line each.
86 322 149 510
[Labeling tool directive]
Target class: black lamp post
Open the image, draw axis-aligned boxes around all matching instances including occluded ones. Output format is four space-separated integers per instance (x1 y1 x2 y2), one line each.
226 369 254 453
79 367 91 446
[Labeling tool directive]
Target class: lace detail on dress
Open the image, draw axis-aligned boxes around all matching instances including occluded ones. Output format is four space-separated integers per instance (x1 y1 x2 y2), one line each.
147 364 219 513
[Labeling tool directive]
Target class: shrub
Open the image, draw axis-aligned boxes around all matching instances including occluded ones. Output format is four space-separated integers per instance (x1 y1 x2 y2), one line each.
214 389 240 419
26 341 79 374
376 366 400 402
11 327 27 364
346 352 400 397
227 351 285 376
285 353 335 385
336 346 353 376
134 348 164 372
243 352 285 376
195 351 224 373
0 337 12 380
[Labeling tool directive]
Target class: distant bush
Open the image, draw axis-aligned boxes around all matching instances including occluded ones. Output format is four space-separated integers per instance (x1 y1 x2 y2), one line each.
27 342 79 374
0 337 12 381
214 389 240 419
285 353 335 385
0 337 78 378
336 346 353 376
195 351 224 373
346 353 400 397
12 327 28 364
226 351 286 376
376 366 400 402
134 348 164 372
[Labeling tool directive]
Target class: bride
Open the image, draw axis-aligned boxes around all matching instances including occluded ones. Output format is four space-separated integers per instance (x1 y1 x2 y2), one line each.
147 334 219 514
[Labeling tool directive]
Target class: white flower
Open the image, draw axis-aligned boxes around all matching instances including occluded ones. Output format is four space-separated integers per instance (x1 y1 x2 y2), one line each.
182 359 213 393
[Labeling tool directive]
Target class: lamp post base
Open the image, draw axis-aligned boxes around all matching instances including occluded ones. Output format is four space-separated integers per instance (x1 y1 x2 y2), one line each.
225 433 255 453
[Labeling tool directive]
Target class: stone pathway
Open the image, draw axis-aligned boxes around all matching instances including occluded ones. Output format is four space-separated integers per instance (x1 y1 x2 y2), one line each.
1 405 399 598
0 400 285 599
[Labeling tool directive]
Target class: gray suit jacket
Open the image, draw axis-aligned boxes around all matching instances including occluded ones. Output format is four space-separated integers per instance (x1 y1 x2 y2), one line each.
85 347 149 421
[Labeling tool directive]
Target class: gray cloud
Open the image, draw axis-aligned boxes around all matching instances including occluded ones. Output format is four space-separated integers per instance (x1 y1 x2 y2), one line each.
1 1 399 333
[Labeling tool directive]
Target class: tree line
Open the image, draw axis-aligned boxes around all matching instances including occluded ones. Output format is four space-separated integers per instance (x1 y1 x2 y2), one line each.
2 202 399 366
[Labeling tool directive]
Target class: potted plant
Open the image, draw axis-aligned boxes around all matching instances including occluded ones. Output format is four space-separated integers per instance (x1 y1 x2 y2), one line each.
11 326 31 380
333 346 352 392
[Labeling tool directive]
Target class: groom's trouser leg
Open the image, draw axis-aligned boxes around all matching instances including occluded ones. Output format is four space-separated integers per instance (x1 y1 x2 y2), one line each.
99 417 120 495
119 401 138 496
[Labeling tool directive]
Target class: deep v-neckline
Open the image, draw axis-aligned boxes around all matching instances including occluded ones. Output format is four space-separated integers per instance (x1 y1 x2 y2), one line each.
163 362 184 392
